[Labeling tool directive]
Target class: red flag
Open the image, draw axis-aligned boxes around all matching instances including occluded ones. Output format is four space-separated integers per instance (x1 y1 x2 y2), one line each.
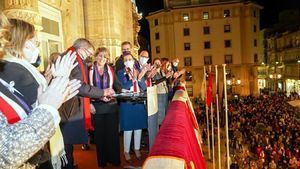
206 71 213 106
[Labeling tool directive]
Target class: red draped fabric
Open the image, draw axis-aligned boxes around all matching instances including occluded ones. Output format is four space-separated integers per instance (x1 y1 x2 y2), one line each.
148 100 206 169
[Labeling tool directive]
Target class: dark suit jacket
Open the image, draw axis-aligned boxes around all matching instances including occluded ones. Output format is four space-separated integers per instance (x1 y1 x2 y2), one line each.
0 61 39 106
59 57 105 144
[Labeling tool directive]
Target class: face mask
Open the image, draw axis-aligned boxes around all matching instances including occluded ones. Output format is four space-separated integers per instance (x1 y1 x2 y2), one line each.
124 60 134 69
139 57 149 65
32 55 41 67
23 40 39 63
173 62 178 67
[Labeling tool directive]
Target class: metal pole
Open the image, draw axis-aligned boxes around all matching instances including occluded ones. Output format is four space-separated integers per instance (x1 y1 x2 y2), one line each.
215 65 221 169
209 65 215 169
222 64 230 169
204 66 211 159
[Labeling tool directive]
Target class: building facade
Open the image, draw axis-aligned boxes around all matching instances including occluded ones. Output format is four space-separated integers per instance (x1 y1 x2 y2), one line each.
147 0 262 97
263 29 300 95
0 0 141 70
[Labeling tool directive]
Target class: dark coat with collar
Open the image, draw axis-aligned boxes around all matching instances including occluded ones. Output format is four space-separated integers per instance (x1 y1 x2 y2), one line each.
59 57 105 144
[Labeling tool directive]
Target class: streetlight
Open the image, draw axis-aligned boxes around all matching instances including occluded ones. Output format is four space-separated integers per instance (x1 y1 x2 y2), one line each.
226 76 241 94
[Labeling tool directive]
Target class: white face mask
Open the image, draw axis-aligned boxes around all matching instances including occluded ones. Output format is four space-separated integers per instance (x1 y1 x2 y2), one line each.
139 57 149 65
173 62 178 67
124 60 135 69
23 40 39 63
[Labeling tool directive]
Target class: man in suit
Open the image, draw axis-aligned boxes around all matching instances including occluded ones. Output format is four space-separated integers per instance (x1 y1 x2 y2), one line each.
115 41 132 72
59 38 114 169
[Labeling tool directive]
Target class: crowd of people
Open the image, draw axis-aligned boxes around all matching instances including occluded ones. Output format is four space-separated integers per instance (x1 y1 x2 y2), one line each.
0 13 186 169
229 93 300 169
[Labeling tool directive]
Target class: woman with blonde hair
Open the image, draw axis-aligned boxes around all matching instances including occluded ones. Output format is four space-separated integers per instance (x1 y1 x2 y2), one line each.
89 47 122 167
0 13 80 169
0 15 80 169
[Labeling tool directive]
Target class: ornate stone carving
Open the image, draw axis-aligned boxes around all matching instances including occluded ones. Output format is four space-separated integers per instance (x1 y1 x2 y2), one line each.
3 9 42 30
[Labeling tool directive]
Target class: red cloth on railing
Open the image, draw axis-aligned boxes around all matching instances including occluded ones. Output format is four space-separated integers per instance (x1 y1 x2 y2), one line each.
149 100 206 169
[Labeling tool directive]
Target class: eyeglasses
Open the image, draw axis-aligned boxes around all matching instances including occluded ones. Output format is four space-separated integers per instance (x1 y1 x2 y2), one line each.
82 48 94 57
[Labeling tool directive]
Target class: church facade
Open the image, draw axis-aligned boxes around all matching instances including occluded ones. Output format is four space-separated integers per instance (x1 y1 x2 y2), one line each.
1 0 141 70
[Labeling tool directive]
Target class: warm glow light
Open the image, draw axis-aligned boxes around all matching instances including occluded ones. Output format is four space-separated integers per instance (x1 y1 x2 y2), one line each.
227 79 232 85
277 74 282 79
275 61 279 65
298 60 300 63
237 79 241 84
269 74 273 79
261 62 265 65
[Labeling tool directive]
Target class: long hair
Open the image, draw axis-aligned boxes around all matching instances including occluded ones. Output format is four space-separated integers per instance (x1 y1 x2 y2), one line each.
0 13 11 58
8 18 35 58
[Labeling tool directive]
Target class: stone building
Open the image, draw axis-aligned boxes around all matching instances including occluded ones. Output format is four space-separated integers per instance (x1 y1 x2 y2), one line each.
147 0 262 97
0 0 141 70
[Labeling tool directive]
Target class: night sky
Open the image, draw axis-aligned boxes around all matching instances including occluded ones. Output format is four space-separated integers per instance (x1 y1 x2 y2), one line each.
136 0 299 42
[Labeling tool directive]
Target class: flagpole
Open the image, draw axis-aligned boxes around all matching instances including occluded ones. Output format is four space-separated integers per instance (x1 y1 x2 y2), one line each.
215 65 221 169
223 64 230 169
204 66 211 160
209 65 215 169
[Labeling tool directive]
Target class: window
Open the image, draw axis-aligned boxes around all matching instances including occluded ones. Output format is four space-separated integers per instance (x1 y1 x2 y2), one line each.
254 39 257 47
185 71 192 81
203 26 210 34
184 43 191 50
253 10 257 17
204 56 212 65
225 55 233 64
186 85 193 96
224 9 230 17
155 32 160 40
156 46 160 54
225 40 231 48
224 25 231 33
184 57 192 66
203 12 209 20
183 28 190 36
254 53 258 63
204 41 211 49
154 19 158 26
254 25 257 32
183 13 189 21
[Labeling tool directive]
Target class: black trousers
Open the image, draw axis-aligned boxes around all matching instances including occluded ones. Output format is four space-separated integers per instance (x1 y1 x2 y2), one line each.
62 144 74 169
92 111 120 167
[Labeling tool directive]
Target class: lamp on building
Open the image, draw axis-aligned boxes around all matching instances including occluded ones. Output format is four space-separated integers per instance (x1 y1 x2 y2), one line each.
269 72 282 91
226 75 241 94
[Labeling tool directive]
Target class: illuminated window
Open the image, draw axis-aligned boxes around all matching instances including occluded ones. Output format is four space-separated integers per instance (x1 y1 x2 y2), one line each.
183 13 189 21
203 12 209 19
224 25 231 33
